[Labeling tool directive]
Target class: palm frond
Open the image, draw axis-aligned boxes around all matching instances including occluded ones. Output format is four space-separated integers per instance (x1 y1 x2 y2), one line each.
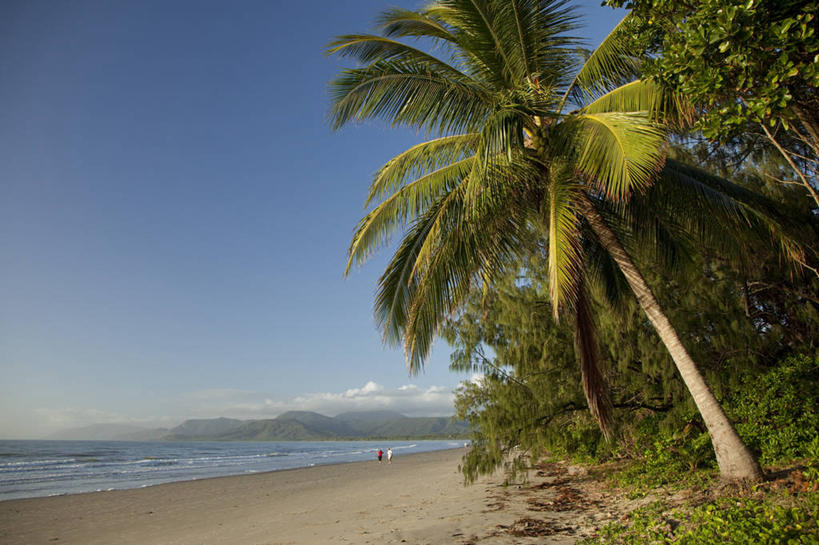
328 59 491 134
547 165 583 317
377 183 474 368
410 179 471 283
581 79 694 129
659 159 808 268
367 134 479 206
463 152 541 224
560 12 641 109
500 0 580 85
374 201 445 347
326 34 473 84
507 0 535 80
573 112 666 201
404 192 531 371
583 232 631 311
477 106 527 163
377 7 460 44
421 0 517 89
574 278 614 439
617 203 694 272
347 157 476 274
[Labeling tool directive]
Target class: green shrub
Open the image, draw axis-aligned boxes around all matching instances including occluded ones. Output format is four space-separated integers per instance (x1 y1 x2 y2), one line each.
679 498 819 544
726 354 819 465
581 495 819 545
608 424 717 496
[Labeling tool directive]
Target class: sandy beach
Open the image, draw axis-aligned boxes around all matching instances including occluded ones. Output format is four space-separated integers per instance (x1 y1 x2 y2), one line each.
0 448 623 545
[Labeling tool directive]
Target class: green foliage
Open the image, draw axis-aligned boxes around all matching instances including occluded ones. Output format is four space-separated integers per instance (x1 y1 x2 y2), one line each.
609 426 718 497
605 353 819 494
681 499 819 544
446 252 629 482
580 494 819 544
725 354 819 465
604 0 819 206
446 250 691 482
450 230 818 483
606 0 819 142
582 502 674 544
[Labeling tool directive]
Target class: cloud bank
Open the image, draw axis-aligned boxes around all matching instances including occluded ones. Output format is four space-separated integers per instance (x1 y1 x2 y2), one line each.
179 381 456 420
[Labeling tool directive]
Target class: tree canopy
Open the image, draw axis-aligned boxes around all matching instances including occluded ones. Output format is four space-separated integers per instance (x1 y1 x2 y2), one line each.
606 0 819 207
328 0 812 480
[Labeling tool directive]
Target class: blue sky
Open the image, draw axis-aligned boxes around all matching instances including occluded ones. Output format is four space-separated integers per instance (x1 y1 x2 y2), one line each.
0 0 624 438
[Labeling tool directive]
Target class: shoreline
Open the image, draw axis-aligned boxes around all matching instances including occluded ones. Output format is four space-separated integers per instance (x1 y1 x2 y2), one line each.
0 448 617 545
1 448 476 545
0 444 464 504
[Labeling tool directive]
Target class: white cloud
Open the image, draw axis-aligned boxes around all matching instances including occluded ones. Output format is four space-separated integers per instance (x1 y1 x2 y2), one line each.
176 380 455 419
343 381 383 397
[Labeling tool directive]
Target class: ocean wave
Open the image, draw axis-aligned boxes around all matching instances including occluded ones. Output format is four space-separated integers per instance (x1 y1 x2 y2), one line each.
0 458 78 468
0 439 460 501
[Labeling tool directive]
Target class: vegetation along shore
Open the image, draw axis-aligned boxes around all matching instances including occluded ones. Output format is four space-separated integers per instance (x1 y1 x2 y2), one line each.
328 0 819 542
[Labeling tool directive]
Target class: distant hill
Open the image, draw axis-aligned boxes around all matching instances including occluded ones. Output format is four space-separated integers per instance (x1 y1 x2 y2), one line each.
213 418 337 441
49 411 470 442
116 427 170 441
162 417 245 440
367 416 468 438
334 410 408 434
274 411 358 437
172 411 469 441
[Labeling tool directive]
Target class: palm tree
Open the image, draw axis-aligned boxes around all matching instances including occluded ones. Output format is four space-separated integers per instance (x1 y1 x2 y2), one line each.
328 0 796 480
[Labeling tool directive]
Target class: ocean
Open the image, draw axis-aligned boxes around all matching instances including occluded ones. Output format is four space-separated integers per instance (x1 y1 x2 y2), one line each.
0 439 464 501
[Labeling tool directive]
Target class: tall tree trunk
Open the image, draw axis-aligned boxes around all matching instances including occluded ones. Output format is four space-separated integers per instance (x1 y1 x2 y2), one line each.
577 192 763 481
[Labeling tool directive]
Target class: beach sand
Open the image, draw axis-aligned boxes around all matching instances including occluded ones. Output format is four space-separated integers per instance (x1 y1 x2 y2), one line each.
0 448 623 545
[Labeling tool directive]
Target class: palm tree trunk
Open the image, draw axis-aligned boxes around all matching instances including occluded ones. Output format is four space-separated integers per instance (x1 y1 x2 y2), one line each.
577 192 763 481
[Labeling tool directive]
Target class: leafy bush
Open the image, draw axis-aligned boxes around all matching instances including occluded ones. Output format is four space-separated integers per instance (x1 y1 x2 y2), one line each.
584 502 670 544
581 495 819 545
607 353 819 494
609 427 717 496
726 353 819 465
680 498 819 544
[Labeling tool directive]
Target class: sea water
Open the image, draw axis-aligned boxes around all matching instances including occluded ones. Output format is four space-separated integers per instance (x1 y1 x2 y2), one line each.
0 439 462 501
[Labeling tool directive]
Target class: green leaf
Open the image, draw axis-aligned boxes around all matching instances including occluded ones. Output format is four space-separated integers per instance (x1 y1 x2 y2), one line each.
573 112 666 201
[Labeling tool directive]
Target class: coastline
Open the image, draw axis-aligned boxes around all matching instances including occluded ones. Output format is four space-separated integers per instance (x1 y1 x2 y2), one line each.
0 448 618 545
0 438 462 501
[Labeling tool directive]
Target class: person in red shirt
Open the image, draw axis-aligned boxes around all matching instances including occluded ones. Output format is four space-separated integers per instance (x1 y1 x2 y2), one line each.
377 449 383 463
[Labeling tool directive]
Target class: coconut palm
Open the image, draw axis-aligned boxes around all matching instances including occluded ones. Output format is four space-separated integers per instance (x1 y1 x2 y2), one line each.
327 0 795 480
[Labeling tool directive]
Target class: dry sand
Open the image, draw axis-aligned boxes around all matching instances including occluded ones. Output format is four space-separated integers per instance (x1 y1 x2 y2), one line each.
0 448 626 545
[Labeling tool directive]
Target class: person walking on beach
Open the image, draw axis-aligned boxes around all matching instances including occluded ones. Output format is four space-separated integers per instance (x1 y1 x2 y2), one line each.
377 449 383 463
387 448 393 464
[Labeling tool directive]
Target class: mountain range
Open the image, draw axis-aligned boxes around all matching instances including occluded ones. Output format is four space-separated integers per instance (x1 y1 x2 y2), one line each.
48 411 469 441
